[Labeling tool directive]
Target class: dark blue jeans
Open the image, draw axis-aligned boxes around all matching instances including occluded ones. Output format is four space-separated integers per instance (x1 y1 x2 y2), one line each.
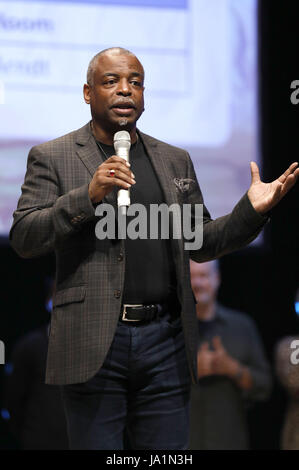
61 310 191 450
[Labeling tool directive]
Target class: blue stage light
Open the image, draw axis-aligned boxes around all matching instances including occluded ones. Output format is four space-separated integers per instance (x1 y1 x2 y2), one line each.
4 362 13 375
1 409 10 420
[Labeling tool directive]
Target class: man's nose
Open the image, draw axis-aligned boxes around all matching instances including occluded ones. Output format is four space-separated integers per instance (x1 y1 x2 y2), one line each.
116 79 131 96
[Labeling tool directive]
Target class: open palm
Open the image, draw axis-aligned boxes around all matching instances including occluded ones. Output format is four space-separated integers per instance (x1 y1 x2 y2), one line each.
247 161 299 214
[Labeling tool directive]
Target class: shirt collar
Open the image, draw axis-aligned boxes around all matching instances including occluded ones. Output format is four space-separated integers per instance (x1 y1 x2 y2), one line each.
197 303 227 324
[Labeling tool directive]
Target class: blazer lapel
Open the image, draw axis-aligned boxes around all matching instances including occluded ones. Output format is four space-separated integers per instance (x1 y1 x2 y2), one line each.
75 122 117 207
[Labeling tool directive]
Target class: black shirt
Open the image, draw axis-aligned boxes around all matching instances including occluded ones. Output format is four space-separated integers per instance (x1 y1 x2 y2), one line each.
95 136 177 304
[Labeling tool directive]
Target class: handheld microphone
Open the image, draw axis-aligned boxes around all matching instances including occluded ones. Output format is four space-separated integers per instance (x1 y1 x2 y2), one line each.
113 131 131 215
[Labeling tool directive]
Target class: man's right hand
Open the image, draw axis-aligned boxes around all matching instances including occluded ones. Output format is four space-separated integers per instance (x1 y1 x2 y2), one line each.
88 155 136 204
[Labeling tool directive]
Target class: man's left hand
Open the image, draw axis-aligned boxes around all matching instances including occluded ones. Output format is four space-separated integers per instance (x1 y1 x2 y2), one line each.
247 161 299 214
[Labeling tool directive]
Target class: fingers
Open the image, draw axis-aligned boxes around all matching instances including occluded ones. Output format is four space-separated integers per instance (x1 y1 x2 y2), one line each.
250 161 261 184
101 173 135 191
280 172 299 197
90 156 136 202
103 158 133 177
198 342 210 352
104 165 136 186
105 155 131 167
212 336 224 350
278 163 299 198
97 156 136 189
98 156 133 178
278 162 299 183
106 177 132 190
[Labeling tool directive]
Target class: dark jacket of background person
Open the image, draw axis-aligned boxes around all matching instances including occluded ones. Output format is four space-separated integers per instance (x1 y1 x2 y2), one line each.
275 335 299 450
4 324 69 450
189 304 272 450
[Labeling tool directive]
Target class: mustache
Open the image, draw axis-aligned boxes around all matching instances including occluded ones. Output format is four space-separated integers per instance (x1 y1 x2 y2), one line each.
110 99 136 108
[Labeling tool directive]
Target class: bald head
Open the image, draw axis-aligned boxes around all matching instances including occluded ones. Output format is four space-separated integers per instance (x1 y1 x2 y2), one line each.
190 260 221 308
86 47 144 87
190 259 220 275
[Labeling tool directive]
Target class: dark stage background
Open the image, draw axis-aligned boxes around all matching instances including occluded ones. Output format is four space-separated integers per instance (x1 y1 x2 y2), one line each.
0 1 298 449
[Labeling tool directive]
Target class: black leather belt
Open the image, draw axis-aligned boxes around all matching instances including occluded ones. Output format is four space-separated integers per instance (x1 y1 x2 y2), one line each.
120 303 164 322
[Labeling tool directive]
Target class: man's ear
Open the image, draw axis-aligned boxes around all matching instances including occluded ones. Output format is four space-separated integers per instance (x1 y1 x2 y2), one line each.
83 83 90 104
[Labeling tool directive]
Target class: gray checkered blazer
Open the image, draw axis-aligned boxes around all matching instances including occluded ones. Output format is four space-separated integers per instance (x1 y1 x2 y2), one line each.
10 122 267 385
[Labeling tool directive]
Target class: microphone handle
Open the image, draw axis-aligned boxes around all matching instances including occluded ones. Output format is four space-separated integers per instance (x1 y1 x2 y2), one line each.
116 147 129 160
116 148 130 209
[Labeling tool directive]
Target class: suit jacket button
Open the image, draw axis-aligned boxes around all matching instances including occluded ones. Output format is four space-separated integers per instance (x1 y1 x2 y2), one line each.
117 253 123 262
114 290 121 299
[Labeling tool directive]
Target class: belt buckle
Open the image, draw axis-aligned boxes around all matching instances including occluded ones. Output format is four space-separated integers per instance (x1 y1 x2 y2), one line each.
122 304 143 321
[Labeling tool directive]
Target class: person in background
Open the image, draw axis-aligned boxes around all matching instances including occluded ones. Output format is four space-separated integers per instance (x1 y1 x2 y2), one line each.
3 278 69 450
275 334 299 450
188 260 272 450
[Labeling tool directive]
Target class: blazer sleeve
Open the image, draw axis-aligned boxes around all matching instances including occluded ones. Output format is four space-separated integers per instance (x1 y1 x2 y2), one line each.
9 145 96 259
184 152 269 262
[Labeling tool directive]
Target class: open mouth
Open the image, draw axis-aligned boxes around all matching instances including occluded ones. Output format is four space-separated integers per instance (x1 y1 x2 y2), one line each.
112 104 135 115
111 102 136 112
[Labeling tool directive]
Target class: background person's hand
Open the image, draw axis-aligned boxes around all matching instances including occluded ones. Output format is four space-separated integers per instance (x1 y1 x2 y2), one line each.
211 336 239 377
88 155 136 204
197 342 215 379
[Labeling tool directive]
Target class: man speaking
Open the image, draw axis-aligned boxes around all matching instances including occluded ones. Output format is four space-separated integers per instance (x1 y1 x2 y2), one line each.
9 47 299 450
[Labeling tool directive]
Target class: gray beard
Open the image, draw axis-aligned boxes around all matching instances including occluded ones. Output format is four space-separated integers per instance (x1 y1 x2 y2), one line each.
118 118 129 126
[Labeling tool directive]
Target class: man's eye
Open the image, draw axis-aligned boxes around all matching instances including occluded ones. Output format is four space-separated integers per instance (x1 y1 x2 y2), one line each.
131 80 141 86
105 79 116 85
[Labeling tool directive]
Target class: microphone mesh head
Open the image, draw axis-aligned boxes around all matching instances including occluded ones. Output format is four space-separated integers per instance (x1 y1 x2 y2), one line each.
113 131 131 152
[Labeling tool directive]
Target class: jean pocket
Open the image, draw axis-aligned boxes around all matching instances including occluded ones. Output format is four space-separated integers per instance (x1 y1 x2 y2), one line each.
161 314 182 329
